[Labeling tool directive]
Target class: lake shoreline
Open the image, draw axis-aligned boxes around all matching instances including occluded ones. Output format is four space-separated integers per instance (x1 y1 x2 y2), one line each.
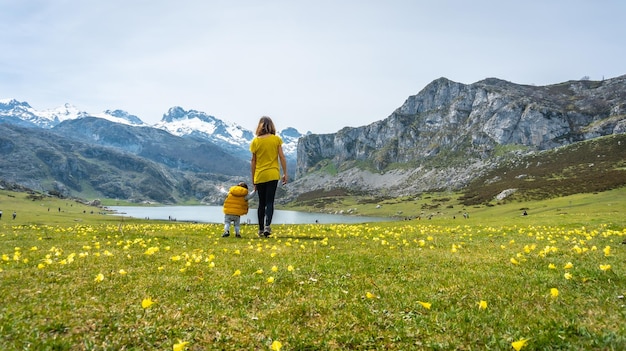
107 205 394 225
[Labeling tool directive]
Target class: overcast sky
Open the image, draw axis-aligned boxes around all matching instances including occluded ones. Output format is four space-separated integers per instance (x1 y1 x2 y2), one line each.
1 1 624 134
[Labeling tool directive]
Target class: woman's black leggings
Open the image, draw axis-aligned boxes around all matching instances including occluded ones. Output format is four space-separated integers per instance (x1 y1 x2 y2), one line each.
256 180 278 231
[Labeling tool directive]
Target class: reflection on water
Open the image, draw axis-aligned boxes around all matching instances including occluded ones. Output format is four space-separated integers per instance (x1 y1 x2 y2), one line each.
108 206 392 224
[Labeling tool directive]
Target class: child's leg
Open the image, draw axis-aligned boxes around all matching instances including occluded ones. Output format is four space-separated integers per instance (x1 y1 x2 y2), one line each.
234 216 241 235
224 216 231 233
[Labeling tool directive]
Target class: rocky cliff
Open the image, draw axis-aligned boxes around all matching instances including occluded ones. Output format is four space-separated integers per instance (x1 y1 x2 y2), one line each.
292 76 626 198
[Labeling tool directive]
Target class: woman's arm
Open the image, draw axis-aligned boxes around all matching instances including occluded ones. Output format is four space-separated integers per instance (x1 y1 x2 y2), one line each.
278 145 288 185
250 153 257 189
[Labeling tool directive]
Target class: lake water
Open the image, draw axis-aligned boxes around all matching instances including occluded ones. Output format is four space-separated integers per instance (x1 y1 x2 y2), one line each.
108 206 393 224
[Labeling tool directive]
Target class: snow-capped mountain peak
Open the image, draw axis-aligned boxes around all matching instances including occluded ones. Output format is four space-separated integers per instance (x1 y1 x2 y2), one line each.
154 106 255 153
0 98 30 108
38 103 89 122
92 110 146 126
0 99 146 127
278 127 308 156
0 98 57 127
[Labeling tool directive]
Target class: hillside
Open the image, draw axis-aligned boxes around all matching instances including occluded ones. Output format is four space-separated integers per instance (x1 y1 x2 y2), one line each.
287 133 626 213
52 117 248 175
0 122 246 204
459 133 626 205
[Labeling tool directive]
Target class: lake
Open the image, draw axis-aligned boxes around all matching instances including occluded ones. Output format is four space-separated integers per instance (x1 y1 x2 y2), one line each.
108 206 393 224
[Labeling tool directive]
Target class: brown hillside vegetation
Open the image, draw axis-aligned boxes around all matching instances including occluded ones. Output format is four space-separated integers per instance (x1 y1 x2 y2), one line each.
460 133 626 205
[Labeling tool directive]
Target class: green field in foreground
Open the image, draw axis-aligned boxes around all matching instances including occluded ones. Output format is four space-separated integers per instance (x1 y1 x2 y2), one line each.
0 189 625 350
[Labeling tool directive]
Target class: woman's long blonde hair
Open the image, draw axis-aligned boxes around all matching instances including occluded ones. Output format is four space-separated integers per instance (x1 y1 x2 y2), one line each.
255 116 276 136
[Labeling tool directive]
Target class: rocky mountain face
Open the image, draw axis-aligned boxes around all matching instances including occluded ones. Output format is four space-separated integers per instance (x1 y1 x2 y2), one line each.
290 76 626 200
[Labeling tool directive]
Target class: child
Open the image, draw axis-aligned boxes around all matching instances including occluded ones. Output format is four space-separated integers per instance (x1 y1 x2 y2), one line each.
222 182 255 238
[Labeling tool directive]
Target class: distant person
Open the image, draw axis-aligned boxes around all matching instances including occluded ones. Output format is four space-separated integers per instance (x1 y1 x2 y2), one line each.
12 211 16 220
250 116 288 237
523 210 528 216
222 182 256 238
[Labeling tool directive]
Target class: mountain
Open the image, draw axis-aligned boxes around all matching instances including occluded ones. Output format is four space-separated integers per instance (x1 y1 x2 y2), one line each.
0 98 145 127
0 99 84 128
154 106 254 159
95 109 146 126
0 123 177 203
0 99 304 203
0 99 304 173
52 117 248 175
289 75 626 202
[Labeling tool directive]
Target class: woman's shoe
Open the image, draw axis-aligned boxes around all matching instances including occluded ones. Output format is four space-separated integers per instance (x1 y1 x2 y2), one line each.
263 226 272 237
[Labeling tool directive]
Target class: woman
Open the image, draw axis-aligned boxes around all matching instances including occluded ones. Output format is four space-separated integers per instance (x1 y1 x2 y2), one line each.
250 116 288 237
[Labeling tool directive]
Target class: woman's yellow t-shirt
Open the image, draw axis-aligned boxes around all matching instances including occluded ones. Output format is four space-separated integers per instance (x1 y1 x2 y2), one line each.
250 134 283 184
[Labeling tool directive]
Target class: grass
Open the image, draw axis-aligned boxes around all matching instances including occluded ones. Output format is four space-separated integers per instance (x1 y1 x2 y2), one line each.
287 187 626 227
1 188 625 350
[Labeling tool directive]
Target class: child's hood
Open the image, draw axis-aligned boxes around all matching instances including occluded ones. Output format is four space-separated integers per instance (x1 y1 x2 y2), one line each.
229 185 249 197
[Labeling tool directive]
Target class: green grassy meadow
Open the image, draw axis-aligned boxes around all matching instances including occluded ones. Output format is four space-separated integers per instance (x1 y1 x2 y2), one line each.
1 189 625 350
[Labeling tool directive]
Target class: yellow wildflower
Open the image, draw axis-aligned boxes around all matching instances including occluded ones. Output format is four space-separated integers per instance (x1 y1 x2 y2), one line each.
270 340 282 351
418 301 431 310
550 288 559 298
512 338 529 351
173 340 189 351
141 297 154 309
